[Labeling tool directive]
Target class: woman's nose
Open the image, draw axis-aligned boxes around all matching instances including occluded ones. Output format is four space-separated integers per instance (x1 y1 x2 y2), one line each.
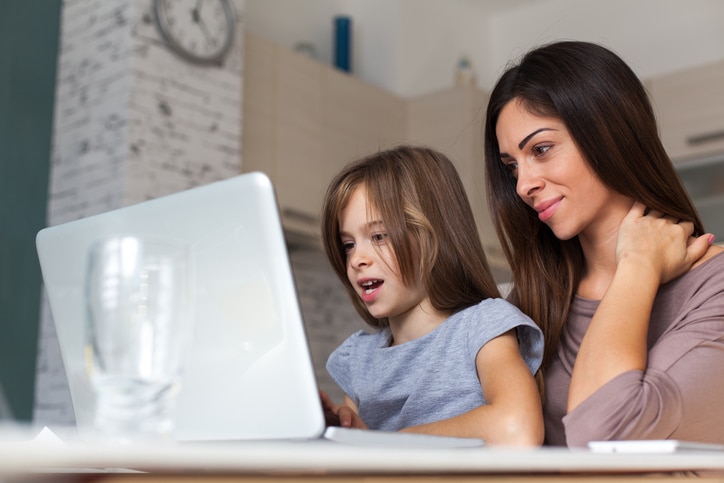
515 163 544 199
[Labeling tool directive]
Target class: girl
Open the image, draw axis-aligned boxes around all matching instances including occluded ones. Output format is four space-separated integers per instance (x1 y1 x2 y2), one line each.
484 41 724 447
320 145 544 446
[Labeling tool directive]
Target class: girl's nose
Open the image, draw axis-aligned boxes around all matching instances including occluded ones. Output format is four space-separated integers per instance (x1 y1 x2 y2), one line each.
349 243 371 269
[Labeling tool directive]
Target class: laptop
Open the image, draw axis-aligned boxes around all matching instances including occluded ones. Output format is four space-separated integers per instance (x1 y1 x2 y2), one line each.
36 172 484 448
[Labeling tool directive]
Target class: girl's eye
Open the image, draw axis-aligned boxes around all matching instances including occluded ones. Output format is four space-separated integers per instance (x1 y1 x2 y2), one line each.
341 241 355 253
371 232 388 244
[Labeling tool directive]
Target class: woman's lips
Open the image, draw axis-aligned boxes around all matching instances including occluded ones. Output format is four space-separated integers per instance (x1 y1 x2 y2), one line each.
535 198 562 222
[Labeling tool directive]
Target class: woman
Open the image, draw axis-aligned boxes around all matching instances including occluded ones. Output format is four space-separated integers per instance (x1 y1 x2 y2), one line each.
483 40 724 447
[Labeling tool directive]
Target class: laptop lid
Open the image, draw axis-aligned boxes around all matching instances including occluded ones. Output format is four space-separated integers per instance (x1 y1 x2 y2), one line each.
36 172 325 442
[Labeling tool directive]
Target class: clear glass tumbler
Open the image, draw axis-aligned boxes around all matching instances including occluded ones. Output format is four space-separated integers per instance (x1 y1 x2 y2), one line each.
85 236 193 444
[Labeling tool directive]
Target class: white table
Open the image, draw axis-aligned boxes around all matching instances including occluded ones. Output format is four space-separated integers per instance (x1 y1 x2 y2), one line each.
2 430 724 482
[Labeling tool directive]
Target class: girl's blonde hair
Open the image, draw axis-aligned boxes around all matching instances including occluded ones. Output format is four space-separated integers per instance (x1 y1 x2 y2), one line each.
322 145 500 328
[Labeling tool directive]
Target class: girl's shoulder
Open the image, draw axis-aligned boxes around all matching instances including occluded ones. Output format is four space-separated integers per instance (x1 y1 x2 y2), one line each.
339 328 391 350
461 297 529 319
329 328 392 368
452 297 537 333
455 298 544 372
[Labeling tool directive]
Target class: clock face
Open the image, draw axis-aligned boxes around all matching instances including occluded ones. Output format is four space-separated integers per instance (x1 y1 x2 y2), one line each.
154 0 235 64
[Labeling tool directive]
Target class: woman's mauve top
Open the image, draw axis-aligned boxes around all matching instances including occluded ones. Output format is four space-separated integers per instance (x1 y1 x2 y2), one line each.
544 251 724 447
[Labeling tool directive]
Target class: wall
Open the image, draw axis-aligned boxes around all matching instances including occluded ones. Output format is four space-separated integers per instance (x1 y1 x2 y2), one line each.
46 0 244 225
244 0 490 97
34 0 244 427
245 0 724 97
0 0 62 421
488 0 724 86
244 0 404 95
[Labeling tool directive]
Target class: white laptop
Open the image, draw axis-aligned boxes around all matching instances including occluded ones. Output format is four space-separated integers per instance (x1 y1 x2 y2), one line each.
36 172 484 448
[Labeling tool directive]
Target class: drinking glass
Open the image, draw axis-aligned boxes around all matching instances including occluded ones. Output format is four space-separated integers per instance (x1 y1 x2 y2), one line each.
85 236 193 444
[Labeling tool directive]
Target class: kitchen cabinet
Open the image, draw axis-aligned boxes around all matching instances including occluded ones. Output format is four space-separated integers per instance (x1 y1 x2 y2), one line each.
243 34 322 238
242 33 405 240
407 87 507 273
647 60 724 165
322 67 407 187
242 33 508 275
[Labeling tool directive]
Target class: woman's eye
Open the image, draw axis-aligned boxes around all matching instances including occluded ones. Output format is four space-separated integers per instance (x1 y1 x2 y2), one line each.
532 144 551 156
503 161 518 177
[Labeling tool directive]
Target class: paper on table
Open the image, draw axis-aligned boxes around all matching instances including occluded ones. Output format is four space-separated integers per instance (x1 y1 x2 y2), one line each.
588 440 724 453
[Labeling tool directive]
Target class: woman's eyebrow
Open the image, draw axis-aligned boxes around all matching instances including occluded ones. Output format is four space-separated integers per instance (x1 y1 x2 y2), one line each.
518 128 556 150
498 127 558 159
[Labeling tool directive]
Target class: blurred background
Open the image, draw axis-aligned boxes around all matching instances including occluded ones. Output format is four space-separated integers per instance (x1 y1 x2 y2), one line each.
2 0 723 428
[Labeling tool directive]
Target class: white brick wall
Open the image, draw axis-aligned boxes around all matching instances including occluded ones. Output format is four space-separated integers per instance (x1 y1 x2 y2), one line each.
34 0 245 426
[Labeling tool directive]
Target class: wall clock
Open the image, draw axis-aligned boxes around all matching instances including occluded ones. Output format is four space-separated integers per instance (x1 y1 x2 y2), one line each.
153 0 235 65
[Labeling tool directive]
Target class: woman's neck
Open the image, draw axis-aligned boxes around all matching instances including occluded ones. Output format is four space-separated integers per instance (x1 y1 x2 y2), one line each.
576 199 632 300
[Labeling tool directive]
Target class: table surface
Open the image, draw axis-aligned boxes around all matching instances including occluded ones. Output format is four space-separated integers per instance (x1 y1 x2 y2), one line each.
3 427 724 481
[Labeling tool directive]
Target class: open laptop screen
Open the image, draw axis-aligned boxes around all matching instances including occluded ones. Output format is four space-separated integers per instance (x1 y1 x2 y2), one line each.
36 173 325 442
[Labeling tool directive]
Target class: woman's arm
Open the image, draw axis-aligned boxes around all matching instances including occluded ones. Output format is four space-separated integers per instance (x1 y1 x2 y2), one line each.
400 330 544 446
563 274 724 446
568 202 713 412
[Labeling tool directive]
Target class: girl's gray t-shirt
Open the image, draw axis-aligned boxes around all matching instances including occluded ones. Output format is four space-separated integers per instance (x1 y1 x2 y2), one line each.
326 298 543 431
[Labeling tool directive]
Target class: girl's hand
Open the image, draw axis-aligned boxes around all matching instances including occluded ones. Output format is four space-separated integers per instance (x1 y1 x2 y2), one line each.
319 390 368 429
319 390 342 426
332 405 368 429
616 202 712 284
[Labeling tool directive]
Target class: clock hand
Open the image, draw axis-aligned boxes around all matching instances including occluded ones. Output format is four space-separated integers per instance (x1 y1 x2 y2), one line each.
190 0 212 43
191 0 215 44
197 17 215 44
191 0 201 23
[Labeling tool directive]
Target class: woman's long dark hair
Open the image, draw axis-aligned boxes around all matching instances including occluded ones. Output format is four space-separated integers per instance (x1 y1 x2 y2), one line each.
322 145 500 328
484 41 703 375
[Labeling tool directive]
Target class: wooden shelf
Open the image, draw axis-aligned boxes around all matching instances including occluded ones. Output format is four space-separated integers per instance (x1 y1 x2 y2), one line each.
647 60 724 163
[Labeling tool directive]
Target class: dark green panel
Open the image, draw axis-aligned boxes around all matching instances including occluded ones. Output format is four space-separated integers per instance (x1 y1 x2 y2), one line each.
0 0 62 421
